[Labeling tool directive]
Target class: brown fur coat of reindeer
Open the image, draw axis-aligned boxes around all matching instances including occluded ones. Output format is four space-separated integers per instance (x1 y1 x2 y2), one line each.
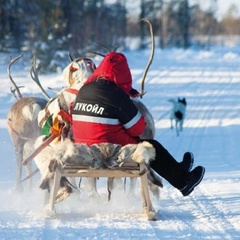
6 54 48 190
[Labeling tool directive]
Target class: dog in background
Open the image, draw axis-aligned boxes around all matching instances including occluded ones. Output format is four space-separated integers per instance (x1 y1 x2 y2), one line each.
168 98 187 136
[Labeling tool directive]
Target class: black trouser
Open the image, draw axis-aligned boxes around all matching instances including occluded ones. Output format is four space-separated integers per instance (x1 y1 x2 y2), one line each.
137 139 189 190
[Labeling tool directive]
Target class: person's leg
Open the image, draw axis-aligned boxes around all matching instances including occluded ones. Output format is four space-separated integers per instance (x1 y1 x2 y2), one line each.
137 139 205 196
141 139 188 189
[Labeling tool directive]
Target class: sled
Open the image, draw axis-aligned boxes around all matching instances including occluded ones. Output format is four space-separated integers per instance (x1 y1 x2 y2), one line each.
45 160 157 221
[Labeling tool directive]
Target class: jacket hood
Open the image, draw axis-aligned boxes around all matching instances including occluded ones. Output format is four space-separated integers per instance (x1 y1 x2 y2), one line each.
85 52 140 98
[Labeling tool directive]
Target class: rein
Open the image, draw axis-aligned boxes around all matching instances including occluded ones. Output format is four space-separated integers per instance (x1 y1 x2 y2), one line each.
20 168 39 183
39 87 78 128
22 88 78 166
64 88 78 95
22 134 57 166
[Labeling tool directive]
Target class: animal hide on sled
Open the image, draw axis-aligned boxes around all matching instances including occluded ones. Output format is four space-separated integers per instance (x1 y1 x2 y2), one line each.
36 138 156 190
54 139 156 168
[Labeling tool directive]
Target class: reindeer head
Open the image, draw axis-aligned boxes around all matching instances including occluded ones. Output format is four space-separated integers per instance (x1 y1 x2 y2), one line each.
63 57 96 87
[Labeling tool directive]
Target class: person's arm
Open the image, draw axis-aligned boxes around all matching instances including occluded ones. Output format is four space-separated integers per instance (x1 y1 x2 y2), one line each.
117 97 146 137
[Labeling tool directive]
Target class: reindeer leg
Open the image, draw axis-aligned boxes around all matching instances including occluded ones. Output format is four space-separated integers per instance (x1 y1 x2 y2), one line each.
148 181 160 199
25 161 33 191
107 178 114 201
129 177 137 195
84 177 99 199
69 177 77 189
15 144 24 191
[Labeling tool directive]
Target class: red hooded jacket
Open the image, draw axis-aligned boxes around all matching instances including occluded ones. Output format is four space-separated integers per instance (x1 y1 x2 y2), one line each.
71 52 146 146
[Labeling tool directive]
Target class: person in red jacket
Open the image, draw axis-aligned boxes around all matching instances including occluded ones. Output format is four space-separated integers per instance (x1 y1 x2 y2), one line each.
71 52 205 196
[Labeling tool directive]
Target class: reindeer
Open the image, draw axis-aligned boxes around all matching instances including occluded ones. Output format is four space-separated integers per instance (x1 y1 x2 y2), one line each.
5 54 96 201
6 54 48 191
5 54 97 197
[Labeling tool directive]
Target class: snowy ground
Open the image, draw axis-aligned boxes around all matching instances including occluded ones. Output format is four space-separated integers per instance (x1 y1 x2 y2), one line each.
0 46 240 239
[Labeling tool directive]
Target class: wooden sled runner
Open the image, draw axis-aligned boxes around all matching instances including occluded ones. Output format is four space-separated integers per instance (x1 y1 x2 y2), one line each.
45 161 157 221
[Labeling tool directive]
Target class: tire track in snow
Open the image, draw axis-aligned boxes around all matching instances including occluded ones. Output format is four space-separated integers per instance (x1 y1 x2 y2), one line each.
187 185 239 239
146 185 239 240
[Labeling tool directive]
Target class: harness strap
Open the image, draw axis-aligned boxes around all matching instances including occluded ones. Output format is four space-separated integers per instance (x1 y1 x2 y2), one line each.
20 168 39 183
39 88 78 128
58 109 72 123
22 134 57 166
65 88 79 95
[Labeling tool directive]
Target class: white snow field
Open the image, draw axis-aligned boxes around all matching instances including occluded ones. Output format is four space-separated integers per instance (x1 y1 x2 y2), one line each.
0 46 240 239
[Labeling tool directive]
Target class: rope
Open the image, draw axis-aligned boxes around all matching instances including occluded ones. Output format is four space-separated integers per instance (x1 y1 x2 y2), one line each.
22 134 57 166
20 168 39 183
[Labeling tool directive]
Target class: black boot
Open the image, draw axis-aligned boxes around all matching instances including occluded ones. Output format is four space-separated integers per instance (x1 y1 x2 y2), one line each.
180 152 194 172
180 166 205 196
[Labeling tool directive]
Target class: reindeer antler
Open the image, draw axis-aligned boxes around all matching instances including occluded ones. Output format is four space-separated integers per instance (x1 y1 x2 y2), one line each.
10 86 24 100
7 53 24 99
30 56 51 100
68 52 80 62
68 52 74 61
89 51 106 57
89 41 113 57
95 41 111 53
139 18 155 98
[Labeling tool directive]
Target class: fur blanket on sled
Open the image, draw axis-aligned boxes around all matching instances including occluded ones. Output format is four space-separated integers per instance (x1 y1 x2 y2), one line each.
54 139 156 168
34 137 156 190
